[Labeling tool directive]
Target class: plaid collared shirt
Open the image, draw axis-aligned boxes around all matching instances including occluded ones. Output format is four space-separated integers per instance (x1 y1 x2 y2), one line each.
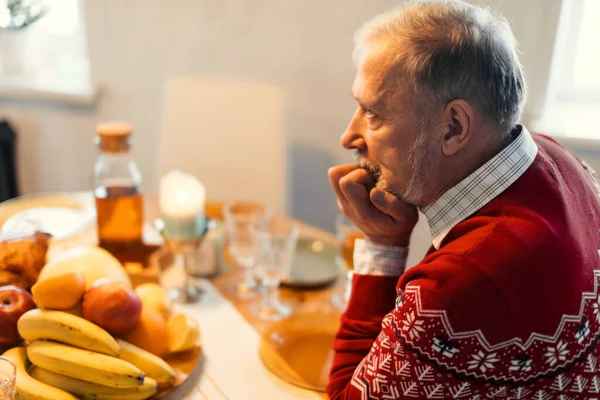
423 125 538 249
354 125 538 276
353 239 409 276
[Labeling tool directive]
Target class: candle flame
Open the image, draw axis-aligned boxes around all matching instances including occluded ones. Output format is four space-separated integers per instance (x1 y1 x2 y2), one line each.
159 170 206 217
174 188 189 206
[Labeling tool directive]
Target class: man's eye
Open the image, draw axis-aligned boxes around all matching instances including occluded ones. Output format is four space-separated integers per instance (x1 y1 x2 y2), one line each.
365 109 379 122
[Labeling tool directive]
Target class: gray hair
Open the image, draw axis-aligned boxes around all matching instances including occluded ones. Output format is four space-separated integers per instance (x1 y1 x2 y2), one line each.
354 0 527 135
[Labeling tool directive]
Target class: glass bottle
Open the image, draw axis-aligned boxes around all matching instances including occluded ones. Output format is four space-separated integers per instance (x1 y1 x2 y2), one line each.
94 122 144 259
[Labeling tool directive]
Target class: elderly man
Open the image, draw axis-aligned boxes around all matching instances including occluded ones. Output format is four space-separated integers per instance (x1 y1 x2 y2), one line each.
327 1 600 399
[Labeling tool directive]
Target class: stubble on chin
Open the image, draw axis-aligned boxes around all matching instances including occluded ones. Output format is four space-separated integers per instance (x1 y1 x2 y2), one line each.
352 151 406 200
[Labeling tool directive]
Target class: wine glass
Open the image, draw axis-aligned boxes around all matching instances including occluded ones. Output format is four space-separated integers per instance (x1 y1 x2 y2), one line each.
250 217 299 321
0 356 16 399
223 201 271 300
154 217 213 304
332 213 365 310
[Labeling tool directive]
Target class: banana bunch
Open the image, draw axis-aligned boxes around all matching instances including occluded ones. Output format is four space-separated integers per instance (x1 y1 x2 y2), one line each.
4 309 177 399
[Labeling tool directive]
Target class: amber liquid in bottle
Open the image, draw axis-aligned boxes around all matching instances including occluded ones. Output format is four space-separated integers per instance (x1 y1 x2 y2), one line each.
95 184 144 257
341 231 365 270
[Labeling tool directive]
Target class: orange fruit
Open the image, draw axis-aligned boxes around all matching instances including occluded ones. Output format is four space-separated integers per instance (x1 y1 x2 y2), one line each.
120 308 168 357
167 312 200 353
31 271 86 310
135 283 172 317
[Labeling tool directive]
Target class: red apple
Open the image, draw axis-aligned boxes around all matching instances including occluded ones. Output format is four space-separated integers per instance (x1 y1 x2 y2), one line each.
0 285 36 346
83 278 142 335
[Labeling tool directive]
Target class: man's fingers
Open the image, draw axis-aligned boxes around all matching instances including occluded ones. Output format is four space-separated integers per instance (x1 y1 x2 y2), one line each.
328 165 360 212
370 188 418 223
346 167 376 187
339 168 372 202
328 165 360 186
340 168 380 218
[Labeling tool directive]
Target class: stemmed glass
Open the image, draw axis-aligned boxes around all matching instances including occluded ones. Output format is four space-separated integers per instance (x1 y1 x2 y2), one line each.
251 217 299 321
332 213 365 310
223 201 271 300
154 217 213 304
0 356 16 399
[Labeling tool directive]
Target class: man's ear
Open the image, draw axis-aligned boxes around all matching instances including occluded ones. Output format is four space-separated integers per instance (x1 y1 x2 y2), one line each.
441 99 474 156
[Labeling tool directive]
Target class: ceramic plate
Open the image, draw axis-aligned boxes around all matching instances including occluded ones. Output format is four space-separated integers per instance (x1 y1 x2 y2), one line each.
281 236 339 289
0 192 95 240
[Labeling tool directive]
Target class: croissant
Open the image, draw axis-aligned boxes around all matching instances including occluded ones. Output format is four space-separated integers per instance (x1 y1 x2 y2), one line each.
0 231 51 289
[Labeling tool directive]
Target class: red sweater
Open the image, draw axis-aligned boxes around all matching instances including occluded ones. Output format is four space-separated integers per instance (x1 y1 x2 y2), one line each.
328 133 600 399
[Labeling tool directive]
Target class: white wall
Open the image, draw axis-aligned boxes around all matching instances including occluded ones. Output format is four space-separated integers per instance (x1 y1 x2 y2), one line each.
0 0 564 239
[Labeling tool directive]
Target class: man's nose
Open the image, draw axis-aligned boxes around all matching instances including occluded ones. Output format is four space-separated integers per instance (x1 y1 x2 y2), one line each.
340 108 366 150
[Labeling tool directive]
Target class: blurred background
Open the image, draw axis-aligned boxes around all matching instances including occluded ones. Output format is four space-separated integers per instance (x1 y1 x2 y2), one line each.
0 0 599 233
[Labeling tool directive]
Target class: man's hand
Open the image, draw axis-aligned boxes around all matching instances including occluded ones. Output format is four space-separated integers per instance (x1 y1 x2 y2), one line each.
328 164 418 247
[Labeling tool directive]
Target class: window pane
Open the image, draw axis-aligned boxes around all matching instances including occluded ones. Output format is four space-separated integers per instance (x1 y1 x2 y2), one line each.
31 0 80 36
572 0 600 89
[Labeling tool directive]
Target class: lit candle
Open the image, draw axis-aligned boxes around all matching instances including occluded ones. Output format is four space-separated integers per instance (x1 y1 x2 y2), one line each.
159 170 206 240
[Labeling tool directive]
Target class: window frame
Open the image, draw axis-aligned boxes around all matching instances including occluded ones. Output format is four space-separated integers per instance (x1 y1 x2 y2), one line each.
0 0 92 96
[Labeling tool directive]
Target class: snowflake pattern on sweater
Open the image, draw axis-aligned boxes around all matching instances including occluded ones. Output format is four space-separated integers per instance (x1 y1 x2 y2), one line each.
350 273 600 399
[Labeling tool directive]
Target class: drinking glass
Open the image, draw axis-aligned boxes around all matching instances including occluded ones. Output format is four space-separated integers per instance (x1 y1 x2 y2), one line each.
223 201 271 299
250 218 299 321
332 214 365 310
0 356 16 400
154 217 212 304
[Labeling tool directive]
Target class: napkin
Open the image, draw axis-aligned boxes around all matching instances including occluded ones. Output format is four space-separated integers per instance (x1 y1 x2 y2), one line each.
170 278 324 399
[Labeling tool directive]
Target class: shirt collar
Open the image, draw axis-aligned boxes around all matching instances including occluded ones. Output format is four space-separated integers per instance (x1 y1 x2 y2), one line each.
422 125 538 249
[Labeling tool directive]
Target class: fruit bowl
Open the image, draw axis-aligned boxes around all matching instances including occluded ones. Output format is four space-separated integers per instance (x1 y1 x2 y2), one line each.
3 261 203 399
158 346 204 399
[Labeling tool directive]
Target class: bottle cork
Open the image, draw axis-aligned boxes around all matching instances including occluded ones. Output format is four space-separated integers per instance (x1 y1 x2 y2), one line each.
96 122 133 153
